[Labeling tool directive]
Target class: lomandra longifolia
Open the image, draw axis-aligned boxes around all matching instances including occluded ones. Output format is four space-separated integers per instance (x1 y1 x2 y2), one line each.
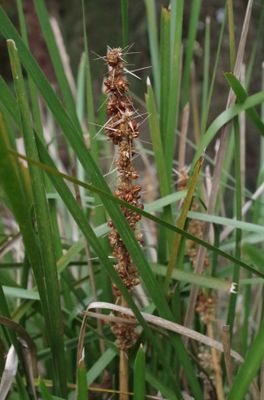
104 47 143 350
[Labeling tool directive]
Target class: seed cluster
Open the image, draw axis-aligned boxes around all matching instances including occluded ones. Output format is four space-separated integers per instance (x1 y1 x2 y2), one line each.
195 291 216 325
104 47 143 349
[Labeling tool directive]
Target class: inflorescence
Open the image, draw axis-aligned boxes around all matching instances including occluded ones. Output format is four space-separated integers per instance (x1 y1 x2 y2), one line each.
104 47 143 350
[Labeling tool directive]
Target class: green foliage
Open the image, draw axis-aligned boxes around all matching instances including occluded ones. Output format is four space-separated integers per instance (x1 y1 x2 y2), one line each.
0 1 264 399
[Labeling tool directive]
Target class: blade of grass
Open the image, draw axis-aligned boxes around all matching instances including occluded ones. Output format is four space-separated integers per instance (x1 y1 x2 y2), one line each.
11 148 264 279
76 54 86 123
193 89 264 166
165 154 204 288
146 371 178 400
224 72 264 134
0 115 45 400
228 322 264 399
160 7 170 142
181 0 201 107
153 264 232 292
0 8 260 394
190 62 200 143
87 348 117 386
16 0 44 139
0 136 240 238
0 76 19 116
38 378 53 400
76 53 86 200
243 243 264 273
81 0 98 161
57 239 87 274
241 270 251 355
7 40 67 396
81 1 105 229
32 137 190 397
226 118 242 333
1 35 263 212
252 64 264 228
3 55 260 249
0 8 176 324
245 3 264 87
38 381 67 400
214 123 233 217
165 0 183 173
145 78 171 194
145 78 172 260
178 103 189 170
187 211 264 235
201 6 226 134
133 345 145 400
76 353 88 400
200 16 210 133
144 0 160 103
145 191 186 212
37 179 182 399
2 286 39 301
227 0 236 69
32 0 79 128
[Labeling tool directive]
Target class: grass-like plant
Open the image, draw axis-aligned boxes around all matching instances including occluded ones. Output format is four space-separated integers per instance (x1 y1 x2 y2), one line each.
0 1 264 399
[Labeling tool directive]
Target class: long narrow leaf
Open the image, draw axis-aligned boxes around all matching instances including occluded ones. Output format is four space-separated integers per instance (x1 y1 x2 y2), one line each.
160 7 170 142
225 72 264 134
133 345 145 400
32 136 190 394
7 40 67 396
193 90 264 166
165 0 183 173
11 149 263 279
165 154 203 287
228 323 264 399
32 0 79 127
0 12 204 391
144 0 160 102
76 355 88 400
181 0 201 106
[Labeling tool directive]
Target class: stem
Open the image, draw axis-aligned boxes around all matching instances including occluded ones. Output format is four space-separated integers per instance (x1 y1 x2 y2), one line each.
119 298 129 400
103 47 143 395
207 322 225 400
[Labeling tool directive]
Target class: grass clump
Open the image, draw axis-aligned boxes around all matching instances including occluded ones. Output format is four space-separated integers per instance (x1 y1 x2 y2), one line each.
0 1 264 399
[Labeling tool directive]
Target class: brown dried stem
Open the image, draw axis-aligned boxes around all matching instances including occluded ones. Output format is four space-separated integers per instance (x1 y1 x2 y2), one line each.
207 322 225 400
222 325 233 387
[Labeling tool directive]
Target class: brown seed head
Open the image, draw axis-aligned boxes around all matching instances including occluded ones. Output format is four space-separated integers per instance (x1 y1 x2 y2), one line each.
105 47 123 67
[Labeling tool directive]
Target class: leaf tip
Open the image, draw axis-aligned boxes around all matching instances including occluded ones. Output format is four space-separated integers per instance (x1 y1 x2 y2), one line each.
6 39 17 50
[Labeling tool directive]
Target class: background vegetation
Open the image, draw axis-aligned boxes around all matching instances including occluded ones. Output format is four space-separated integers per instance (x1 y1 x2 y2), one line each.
0 1 264 399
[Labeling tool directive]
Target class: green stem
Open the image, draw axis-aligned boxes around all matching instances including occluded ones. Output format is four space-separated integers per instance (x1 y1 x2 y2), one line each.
226 118 242 334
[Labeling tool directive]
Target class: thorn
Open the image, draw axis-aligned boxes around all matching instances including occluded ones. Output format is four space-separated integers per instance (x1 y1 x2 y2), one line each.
124 67 141 80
